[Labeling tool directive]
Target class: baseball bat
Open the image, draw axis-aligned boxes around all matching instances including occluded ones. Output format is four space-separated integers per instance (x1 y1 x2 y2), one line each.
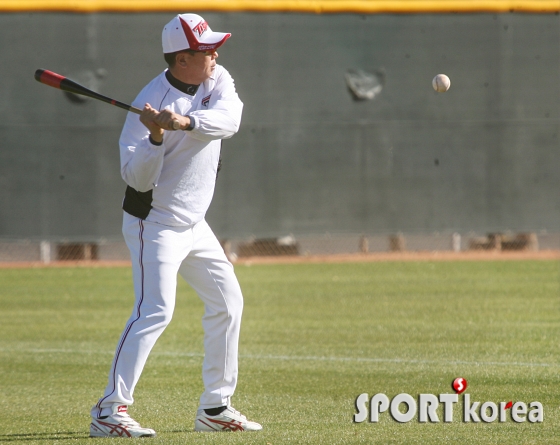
34 69 181 130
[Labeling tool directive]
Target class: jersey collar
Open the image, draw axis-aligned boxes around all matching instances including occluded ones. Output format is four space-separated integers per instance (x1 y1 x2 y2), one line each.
165 70 200 96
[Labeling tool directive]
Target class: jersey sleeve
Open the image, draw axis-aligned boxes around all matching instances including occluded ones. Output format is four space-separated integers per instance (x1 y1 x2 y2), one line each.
119 83 166 192
188 67 244 142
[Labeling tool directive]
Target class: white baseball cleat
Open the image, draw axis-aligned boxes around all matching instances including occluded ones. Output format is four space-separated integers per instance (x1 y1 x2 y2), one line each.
90 404 156 438
194 406 262 432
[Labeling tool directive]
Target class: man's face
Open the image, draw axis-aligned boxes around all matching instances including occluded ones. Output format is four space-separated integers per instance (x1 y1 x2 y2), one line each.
185 50 218 84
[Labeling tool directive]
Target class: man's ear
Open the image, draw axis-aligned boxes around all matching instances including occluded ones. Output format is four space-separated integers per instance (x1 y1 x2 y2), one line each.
176 52 190 67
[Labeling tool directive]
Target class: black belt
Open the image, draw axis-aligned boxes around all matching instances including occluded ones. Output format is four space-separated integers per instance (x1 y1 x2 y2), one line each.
122 186 153 220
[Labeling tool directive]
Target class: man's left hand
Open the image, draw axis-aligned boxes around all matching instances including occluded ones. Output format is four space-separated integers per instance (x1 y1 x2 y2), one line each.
152 109 189 131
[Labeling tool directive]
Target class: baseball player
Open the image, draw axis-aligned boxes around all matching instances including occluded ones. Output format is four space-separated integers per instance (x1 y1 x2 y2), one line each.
89 13 262 437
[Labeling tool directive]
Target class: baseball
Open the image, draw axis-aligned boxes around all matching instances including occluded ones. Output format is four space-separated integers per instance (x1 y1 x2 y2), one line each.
432 74 451 92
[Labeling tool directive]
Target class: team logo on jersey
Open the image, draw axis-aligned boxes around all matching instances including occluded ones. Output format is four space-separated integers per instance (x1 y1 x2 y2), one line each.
118 405 127 413
192 21 208 38
202 94 211 107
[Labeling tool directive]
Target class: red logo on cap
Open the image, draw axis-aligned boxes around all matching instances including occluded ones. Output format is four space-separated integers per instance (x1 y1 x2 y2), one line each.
192 20 208 37
179 17 229 51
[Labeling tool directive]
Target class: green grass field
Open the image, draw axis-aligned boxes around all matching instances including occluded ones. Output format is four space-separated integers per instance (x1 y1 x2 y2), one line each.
0 260 558 444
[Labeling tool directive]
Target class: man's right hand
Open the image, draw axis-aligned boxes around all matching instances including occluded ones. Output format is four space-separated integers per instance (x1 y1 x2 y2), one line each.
140 103 165 143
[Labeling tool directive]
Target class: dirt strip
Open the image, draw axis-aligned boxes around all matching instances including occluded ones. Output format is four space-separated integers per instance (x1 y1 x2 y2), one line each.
234 250 560 265
0 251 559 269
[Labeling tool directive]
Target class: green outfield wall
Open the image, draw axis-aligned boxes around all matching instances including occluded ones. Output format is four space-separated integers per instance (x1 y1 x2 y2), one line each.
0 12 558 239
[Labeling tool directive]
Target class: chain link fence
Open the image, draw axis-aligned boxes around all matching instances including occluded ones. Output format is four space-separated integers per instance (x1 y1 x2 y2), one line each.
0 231 558 264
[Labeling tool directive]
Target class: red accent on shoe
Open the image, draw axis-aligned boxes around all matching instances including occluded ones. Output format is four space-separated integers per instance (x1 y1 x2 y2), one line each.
96 419 133 437
204 417 245 431
198 419 219 431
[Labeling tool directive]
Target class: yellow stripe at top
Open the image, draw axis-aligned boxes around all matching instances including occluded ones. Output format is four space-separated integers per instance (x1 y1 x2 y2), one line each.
0 0 559 13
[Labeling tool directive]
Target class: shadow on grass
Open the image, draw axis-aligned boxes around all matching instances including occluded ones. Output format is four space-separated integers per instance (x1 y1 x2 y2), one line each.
0 429 194 441
0 432 89 442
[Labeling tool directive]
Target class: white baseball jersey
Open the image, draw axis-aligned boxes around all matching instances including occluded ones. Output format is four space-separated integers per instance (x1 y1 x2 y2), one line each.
119 65 243 226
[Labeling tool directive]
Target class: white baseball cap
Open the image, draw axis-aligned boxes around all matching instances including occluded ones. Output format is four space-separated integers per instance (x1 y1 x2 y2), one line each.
162 13 231 53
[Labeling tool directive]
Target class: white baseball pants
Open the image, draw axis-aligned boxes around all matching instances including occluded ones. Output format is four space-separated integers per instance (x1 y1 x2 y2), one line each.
92 212 243 418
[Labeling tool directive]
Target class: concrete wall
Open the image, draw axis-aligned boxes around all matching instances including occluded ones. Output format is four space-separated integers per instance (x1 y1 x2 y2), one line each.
1 12 558 239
